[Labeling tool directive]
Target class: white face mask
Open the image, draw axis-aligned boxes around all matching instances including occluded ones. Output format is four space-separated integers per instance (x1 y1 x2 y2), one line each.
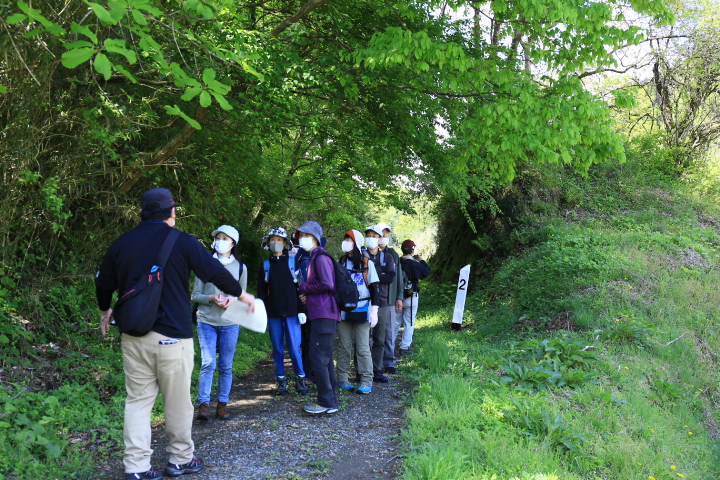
213 240 232 254
365 237 379 249
341 240 355 252
268 241 284 253
379 237 390 247
298 237 315 252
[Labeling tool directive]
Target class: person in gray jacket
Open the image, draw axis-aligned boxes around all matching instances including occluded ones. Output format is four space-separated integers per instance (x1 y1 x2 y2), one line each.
191 225 248 422
377 223 404 375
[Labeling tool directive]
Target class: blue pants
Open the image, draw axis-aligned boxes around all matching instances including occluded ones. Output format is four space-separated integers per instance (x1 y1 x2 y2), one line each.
196 322 240 404
309 318 337 409
268 316 305 378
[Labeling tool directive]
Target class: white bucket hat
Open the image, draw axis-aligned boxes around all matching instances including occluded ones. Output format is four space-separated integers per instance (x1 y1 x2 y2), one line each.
211 225 240 244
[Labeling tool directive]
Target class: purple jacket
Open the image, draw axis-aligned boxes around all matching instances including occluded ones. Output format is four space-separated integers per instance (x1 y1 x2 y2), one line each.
299 247 339 321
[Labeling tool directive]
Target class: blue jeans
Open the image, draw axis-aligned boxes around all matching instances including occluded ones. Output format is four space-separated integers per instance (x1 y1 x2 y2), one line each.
196 322 240 404
268 316 305 378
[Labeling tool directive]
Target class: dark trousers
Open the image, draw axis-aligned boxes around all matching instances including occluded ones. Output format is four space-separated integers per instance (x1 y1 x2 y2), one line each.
309 317 337 409
301 321 312 378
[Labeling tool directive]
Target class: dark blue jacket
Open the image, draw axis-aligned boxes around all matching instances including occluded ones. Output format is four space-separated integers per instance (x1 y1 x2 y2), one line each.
95 221 243 338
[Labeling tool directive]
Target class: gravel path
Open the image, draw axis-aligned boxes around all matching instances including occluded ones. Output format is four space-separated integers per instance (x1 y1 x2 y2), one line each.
100 355 409 479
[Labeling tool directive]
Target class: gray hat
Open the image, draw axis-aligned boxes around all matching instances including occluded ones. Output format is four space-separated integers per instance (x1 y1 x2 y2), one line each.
261 227 293 250
296 221 323 244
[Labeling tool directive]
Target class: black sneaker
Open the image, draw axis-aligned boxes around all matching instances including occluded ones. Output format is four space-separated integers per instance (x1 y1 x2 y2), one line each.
125 468 162 480
373 372 389 383
385 366 397 374
164 455 204 477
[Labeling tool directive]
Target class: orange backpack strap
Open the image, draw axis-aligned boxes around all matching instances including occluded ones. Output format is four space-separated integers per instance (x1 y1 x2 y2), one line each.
362 256 370 286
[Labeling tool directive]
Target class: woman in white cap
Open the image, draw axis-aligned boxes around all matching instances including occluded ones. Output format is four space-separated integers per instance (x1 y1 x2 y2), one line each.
257 227 308 396
191 225 248 422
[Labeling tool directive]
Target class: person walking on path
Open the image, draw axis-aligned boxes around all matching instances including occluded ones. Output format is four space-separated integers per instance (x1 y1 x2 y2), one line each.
257 227 308 396
95 188 256 480
364 225 396 384
336 230 380 394
396 240 431 354
293 232 327 385
296 221 340 414
191 225 248 422
376 223 404 375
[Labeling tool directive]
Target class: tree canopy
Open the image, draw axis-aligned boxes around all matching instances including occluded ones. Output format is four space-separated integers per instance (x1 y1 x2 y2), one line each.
0 0 675 280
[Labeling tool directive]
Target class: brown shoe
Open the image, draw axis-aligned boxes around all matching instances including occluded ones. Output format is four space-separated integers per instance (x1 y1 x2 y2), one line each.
216 402 230 420
196 402 209 421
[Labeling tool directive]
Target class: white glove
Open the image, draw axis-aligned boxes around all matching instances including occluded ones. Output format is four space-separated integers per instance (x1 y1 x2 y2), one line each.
368 306 379 328
298 313 307 325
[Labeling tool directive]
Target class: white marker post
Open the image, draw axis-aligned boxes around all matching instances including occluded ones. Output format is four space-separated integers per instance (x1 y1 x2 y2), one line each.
451 264 470 330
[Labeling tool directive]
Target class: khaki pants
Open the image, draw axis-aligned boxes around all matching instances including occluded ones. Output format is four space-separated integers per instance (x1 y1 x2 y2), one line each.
336 320 372 384
121 331 195 473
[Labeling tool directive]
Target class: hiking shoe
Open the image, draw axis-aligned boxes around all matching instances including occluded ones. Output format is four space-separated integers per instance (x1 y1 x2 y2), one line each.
384 366 397 374
373 371 389 383
216 401 230 420
276 376 288 395
195 402 209 421
125 468 162 480
164 455 204 477
356 383 372 394
303 403 338 414
296 375 309 395
336 381 355 391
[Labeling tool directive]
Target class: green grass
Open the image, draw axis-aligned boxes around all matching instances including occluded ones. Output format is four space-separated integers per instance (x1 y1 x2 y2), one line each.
401 167 720 479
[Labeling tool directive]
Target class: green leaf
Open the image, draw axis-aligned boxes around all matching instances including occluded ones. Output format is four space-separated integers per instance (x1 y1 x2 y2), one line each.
181 86 202 101
131 8 147 25
71 22 98 44
0 334 8 344
178 111 201 129
202 68 216 85
241 60 264 82
6 13 27 24
61 47 96 69
163 104 180 115
0 85 6 94
212 92 233 111
86 2 118 24
94 53 112 80
112 64 138 83
207 80 230 95
106 46 137 64
64 40 95 49
138 35 161 51
199 90 211 107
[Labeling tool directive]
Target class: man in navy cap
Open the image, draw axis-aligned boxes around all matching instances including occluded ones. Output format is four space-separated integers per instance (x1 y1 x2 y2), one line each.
96 188 256 480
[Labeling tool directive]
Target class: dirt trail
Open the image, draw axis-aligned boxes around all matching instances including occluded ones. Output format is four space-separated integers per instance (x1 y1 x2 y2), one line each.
100 356 408 479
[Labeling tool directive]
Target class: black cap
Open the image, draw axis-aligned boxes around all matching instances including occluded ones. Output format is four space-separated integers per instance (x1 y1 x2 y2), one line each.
141 188 176 211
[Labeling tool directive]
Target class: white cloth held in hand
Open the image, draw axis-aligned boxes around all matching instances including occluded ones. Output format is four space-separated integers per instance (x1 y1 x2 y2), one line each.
298 313 307 325
369 305 379 328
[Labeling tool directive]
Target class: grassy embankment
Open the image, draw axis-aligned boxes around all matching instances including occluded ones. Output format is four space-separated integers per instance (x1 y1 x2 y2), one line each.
400 159 720 479
0 297 270 479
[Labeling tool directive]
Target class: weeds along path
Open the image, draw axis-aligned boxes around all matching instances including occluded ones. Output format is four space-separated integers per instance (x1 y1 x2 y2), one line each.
100 356 408 479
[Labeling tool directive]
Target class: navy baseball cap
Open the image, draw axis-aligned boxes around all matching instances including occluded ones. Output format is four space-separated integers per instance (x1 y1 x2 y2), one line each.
141 188 176 211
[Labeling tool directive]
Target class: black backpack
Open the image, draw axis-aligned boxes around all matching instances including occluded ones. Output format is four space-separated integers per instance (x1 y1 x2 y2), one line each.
311 250 360 312
112 228 180 337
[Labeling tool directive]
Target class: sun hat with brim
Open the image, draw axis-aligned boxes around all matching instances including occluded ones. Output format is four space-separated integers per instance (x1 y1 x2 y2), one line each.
211 225 240 244
364 225 384 237
296 221 323 245
261 227 293 250
345 229 364 250
375 222 392 233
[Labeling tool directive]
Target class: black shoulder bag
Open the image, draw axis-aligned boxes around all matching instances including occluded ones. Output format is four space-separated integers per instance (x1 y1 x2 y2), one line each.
113 228 180 337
